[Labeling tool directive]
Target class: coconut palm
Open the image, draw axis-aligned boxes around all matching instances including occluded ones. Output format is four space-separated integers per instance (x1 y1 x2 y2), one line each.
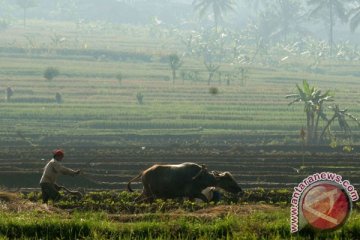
267 0 307 41
242 0 271 12
250 0 306 43
286 80 333 145
16 0 37 27
193 0 236 32
349 1 360 32
307 0 349 56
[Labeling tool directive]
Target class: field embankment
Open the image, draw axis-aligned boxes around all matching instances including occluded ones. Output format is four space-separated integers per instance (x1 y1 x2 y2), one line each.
1 190 360 239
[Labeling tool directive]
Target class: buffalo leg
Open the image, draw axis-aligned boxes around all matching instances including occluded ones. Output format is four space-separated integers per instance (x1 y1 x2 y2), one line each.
190 193 209 203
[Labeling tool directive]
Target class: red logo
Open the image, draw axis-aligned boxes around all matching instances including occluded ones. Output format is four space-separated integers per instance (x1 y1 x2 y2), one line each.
301 182 351 231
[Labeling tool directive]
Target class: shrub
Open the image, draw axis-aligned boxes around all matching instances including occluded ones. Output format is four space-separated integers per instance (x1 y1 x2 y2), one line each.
136 92 144 105
116 73 123 85
44 67 60 81
209 87 219 95
55 92 62 104
5 87 13 102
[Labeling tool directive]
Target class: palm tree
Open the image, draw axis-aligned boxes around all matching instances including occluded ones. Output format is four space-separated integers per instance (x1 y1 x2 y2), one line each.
349 1 360 32
319 104 360 142
250 0 306 43
16 0 37 27
267 0 306 41
169 54 182 84
286 80 333 145
193 0 236 32
244 0 271 11
307 0 348 56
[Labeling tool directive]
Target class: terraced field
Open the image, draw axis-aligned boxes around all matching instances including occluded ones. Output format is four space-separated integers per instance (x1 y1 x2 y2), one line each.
1 146 360 192
1 20 360 192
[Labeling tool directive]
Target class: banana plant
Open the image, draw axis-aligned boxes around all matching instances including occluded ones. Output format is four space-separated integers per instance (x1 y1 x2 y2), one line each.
319 105 360 143
286 80 333 145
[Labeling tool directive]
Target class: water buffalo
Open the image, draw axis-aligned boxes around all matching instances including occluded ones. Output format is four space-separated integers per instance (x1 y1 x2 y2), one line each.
127 162 242 202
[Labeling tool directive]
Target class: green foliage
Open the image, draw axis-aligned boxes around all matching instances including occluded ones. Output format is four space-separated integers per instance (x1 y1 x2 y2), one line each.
0 21 360 148
20 189 295 214
43 67 60 81
193 0 236 31
239 189 292 204
4 190 360 239
115 72 123 84
55 92 62 104
286 80 334 145
209 87 219 95
5 87 13 102
168 54 182 83
343 145 353 153
204 62 220 85
307 0 348 55
136 92 144 105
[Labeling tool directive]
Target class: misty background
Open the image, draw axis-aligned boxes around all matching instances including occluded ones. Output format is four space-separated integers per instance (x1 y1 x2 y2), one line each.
0 0 359 44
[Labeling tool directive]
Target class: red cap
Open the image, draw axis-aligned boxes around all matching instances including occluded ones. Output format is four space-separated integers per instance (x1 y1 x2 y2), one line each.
53 149 64 157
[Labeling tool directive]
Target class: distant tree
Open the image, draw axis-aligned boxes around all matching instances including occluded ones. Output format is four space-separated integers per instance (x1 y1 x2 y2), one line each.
239 67 248 86
307 0 349 56
55 92 62 104
204 61 220 85
169 54 182 84
263 0 306 41
16 0 37 27
349 1 360 32
116 72 123 86
44 67 60 81
136 92 144 105
6 87 13 102
193 0 236 32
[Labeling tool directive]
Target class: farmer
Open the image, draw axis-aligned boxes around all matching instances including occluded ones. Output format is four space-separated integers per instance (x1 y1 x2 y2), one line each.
39 149 81 204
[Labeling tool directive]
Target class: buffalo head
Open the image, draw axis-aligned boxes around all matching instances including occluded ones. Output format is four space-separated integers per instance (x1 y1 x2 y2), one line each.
191 164 217 191
212 171 243 195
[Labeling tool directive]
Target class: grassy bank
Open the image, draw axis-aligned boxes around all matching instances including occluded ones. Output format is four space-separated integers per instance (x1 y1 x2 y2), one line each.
0 191 359 239
1 207 360 239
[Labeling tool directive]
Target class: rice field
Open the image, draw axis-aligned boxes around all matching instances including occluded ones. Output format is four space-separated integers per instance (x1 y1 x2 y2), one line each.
1 18 360 240
1 21 360 148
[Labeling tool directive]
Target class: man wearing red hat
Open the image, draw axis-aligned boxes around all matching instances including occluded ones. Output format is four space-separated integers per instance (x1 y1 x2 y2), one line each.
39 149 81 204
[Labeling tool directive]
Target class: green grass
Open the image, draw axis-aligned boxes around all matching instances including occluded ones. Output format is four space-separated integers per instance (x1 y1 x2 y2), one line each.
1 206 360 239
2 189 360 239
